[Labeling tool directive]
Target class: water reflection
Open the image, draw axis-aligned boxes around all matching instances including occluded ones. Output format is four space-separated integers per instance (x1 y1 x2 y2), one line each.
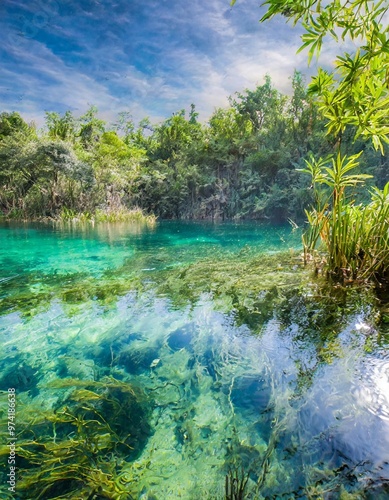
0 220 302 278
1 221 388 497
354 357 389 421
1 290 388 498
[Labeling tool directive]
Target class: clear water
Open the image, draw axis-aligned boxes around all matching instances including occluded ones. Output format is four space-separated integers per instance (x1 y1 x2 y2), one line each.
0 220 299 276
0 221 388 499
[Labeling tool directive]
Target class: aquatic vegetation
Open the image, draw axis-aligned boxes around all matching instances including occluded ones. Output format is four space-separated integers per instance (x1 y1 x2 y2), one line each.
225 468 249 499
300 153 372 277
1 377 150 499
1 221 389 498
59 206 156 225
94 207 157 225
0 221 302 321
155 249 309 330
0 226 308 327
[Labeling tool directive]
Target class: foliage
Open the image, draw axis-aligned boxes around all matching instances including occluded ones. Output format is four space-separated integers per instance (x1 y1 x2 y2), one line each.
45 111 77 142
302 155 389 282
257 0 389 283
94 207 156 224
0 72 386 223
0 112 33 140
58 207 156 226
0 134 92 218
259 0 389 152
1 377 150 499
230 74 286 133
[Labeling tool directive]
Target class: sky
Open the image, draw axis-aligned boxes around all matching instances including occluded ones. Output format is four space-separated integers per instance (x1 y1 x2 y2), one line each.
0 0 333 127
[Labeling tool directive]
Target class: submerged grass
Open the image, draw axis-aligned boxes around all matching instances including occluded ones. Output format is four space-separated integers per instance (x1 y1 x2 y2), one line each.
0 377 151 499
156 249 308 329
0 245 309 328
225 468 249 499
1 238 383 337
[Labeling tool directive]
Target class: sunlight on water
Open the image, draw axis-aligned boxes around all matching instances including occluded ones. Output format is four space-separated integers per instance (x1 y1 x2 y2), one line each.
1 221 389 498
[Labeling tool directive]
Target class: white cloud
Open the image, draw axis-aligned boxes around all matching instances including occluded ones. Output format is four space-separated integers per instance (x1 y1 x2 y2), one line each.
0 0 339 127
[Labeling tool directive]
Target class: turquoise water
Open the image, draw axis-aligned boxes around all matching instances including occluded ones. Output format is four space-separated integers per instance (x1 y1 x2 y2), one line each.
1 221 389 498
0 220 300 276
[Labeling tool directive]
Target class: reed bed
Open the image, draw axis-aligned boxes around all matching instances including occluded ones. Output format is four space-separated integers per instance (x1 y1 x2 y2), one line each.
301 152 389 284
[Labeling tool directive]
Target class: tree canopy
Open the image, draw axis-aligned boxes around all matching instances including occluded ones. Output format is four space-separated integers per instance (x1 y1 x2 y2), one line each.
253 0 389 152
0 72 386 222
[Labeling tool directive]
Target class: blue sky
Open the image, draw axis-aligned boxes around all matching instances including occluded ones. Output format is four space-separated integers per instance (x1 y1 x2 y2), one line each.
0 0 331 127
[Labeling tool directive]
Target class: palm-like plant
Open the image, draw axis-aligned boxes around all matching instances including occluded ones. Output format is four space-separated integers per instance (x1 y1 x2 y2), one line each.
299 152 389 282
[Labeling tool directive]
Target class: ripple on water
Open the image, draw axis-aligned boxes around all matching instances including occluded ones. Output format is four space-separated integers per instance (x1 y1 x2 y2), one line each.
353 356 389 421
2 220 389 497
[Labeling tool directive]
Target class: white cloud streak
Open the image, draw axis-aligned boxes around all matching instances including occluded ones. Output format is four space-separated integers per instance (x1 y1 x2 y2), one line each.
0 0 337 126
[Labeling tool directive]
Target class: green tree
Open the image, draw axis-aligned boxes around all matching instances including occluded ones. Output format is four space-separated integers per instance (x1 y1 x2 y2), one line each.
112 111 135 137
91 131 146 209
257 0 389 152
136 109 206 218
79 106 106 150
154 110 194 160
0 112 33 139
0 136 92 217
230 75 285 134
45 111 77 142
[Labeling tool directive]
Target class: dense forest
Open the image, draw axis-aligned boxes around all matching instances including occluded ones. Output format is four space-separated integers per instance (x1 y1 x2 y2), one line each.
1 71 387 223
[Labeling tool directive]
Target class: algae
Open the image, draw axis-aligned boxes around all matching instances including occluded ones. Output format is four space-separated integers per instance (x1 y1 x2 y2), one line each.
0 377 151 499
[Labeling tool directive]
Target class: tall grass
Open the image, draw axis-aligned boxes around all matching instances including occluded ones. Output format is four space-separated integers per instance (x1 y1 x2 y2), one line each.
301 152 389 283
59 207 156 226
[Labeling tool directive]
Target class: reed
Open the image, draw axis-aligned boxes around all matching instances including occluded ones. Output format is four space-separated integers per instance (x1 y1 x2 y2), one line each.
300 152 389 284
58 206 156 225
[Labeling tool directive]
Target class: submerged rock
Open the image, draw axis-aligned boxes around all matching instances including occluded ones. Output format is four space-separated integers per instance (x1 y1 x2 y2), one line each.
118 346 161 374
230 375 272 413
0 362 38 394
167 323 196 351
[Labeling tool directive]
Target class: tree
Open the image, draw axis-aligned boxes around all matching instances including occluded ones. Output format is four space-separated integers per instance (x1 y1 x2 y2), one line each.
112 111 134 137
139 109 205 218
92 131 146 209
154 110 194 160
256 0 389 152
0 112 34 140
0 136 92 216
230 75 286 134
251 0 389 279
45 111 77 142
79 106 106 150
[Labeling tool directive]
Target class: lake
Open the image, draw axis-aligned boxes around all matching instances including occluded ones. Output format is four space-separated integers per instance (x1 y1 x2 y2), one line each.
0 221 388 499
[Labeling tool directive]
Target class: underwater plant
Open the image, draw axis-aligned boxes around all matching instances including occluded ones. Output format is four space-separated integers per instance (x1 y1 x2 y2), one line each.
225 468 249 500
0 377 151 499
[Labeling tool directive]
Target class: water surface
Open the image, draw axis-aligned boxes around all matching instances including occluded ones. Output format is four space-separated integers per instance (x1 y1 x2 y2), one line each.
0 221 388 499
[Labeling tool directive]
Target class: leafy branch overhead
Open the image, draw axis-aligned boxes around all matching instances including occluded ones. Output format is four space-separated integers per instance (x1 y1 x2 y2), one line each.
250 0 389 283
255 0 389 152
